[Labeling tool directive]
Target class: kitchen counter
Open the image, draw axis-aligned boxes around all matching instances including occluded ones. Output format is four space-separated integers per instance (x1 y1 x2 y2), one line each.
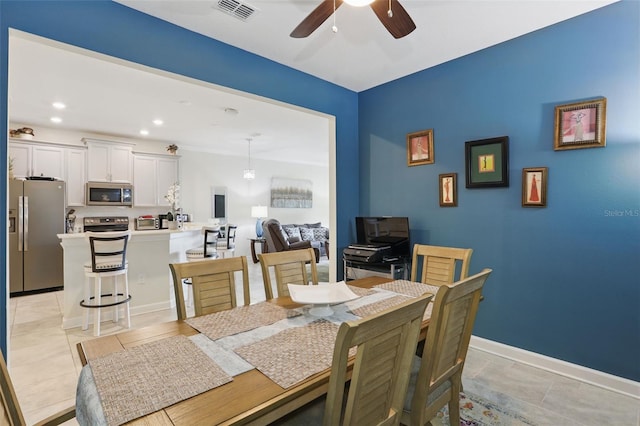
57 228 201 329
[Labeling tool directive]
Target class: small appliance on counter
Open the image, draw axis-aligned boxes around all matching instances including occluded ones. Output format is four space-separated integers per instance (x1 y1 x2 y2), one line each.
158 214 169 229
135 216 159 230
83 216 130 232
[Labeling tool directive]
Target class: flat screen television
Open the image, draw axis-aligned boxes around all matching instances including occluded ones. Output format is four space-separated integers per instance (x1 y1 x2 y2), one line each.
355 216 410 257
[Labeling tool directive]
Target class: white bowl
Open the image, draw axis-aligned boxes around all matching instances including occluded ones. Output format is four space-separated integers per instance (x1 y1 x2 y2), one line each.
288 281 359 316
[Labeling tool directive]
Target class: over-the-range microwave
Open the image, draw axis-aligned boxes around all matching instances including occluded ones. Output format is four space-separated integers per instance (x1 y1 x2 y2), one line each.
86 182 133 206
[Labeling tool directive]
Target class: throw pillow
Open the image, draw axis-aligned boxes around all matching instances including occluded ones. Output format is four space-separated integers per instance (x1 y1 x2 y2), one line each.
300 227 314 241
305 222 322 228
283 226 301 241
312 228 327 241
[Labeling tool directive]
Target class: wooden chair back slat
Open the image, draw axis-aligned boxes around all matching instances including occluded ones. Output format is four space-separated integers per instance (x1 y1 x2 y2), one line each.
169 256 250 320
258 248 318 299
410 244 473 286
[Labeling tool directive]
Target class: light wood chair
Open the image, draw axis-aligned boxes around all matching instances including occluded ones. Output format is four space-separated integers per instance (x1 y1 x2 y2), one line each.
277 292 433 426
410 244 473 286
258 248 318 300
1 349 76 426
401 268 492 426
169 256 250 320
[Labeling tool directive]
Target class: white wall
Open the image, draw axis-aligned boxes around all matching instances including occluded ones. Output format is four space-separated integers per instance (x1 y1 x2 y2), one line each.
9 123 330 259
178 148 329 259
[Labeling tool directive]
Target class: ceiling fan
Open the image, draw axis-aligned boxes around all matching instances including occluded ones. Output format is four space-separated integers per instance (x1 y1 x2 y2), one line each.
290 0 416 39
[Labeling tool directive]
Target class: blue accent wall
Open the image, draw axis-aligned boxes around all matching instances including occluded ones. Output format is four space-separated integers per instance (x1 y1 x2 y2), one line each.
359 1 640 381
0 1 359 356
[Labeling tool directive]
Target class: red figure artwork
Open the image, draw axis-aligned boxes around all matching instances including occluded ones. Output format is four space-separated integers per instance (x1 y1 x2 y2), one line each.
529 175 539 202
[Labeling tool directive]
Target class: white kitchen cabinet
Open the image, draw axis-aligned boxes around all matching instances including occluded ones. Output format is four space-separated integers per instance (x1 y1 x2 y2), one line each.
84 139 133 183
65 148 87 206
133 153 178 207
9 140 64 179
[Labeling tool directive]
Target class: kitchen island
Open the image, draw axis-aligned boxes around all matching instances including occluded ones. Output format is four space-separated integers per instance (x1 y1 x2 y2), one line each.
57 228 201 329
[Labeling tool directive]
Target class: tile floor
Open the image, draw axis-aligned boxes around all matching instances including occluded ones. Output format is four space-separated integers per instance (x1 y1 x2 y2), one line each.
7 260 639 425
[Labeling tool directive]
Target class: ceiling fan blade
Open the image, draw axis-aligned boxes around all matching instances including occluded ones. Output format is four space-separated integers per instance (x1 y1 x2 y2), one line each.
370 0 416 39
290 0 343 38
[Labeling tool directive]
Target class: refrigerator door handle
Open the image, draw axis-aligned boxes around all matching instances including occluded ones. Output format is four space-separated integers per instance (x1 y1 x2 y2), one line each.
18 196 24 252
23 196 29 251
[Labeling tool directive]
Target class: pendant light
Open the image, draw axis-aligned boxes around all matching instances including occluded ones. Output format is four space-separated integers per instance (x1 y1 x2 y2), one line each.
243 138 255 180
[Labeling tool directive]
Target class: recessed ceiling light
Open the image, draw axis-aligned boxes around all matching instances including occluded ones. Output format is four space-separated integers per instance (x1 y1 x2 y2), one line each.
52 102 66 110
140 129 149 136
50 117 62 123
153 119 164 126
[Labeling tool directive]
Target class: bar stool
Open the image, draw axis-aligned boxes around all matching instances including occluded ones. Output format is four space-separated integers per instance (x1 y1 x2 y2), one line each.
183 226 220 307
216 224 237 258
80 231 132 336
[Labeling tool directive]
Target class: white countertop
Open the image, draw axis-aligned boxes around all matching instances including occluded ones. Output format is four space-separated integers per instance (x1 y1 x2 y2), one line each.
57 228 199 239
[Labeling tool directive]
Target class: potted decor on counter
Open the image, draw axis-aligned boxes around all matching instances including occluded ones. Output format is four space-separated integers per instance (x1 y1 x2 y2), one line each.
164 183 181 229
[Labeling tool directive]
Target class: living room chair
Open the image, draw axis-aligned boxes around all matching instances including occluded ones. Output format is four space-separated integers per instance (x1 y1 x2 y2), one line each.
258 248 318 300
1 349 76 425
410 244 473 286
276 292 433 426
169 256 250 320
401 269 492 426
262 219 319 262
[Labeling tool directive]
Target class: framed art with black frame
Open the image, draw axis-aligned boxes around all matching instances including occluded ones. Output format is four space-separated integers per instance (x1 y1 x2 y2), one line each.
554 97 606 151
439 173 457 207
465 136 509 188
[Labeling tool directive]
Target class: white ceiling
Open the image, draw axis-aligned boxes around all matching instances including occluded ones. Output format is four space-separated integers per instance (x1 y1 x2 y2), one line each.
8 1 616 166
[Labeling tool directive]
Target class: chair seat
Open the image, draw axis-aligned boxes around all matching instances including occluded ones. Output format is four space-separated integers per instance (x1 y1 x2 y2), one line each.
83 261 128 271
186 247 218 258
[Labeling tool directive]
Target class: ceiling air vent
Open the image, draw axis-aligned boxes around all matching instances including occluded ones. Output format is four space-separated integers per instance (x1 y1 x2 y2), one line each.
216 0 258 21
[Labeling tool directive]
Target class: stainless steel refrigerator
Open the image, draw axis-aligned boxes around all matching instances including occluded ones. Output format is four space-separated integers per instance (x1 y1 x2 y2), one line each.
9 179 66 294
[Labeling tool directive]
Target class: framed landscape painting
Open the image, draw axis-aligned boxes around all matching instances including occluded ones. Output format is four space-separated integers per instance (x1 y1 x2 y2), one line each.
465 136 509 188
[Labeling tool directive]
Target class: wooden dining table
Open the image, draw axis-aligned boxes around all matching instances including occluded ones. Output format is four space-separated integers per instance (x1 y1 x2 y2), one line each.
77 276 435 425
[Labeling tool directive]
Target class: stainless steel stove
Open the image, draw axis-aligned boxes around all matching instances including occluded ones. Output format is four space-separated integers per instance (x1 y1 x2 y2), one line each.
83 216 130 232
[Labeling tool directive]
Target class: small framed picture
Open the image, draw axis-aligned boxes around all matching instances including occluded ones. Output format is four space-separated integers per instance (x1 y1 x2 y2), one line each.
407 129 434 166
465 136 509 188
554 98 606 151
439 173 457 207
522 167 548 207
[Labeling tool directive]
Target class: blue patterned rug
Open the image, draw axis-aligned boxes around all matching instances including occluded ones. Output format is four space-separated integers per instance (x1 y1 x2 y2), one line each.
431 392 536 426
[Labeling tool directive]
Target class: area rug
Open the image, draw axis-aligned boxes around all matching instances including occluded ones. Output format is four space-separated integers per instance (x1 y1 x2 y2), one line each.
430 391 536 426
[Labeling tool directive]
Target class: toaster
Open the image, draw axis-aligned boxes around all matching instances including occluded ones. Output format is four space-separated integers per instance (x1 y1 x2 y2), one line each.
135 217 158 230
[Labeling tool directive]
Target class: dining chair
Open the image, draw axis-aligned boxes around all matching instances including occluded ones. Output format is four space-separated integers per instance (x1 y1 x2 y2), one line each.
1 349 76 426
401 268 492 426
410 244 473 286
258 248 318 300
277 292 434 426
169 256 250 320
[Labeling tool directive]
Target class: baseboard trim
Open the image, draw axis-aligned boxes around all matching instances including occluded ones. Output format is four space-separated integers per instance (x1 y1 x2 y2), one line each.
470 336 640 400
62 301 172 329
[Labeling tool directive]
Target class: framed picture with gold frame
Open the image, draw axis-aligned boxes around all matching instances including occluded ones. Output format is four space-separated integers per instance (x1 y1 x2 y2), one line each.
522 167 547 207
554 98 606 151
407 129 434 166
439 173 457 207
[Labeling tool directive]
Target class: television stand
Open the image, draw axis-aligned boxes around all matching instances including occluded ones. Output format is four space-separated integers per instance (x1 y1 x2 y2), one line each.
343 258 409 282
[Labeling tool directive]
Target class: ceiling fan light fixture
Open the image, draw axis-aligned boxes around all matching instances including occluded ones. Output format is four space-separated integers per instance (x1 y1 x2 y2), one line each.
343 0 374 6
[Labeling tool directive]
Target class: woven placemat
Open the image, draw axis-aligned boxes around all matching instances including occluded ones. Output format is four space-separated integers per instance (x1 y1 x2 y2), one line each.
374 280 439 298
187 301 301 341
234 319 346 389
347 285 376 297
348 294 414 318
89 335 232 426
